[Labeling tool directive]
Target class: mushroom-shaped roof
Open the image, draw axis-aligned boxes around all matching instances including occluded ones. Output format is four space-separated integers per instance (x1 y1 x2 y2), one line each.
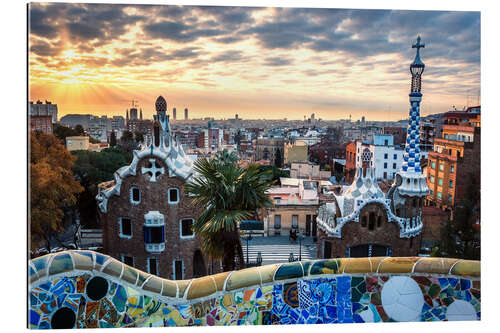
155 96 167 112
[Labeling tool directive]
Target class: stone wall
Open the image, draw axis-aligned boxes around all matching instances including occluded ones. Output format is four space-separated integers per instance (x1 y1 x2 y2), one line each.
29 251 480 329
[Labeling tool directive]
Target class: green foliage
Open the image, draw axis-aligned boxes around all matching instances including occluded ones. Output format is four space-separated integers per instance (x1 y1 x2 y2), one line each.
71 146 132 228
433 172 480 260
109 130 117 147
134 131 145 143
256 164 289 185
53 123 84 142
185 156 274 271
274 148 283 168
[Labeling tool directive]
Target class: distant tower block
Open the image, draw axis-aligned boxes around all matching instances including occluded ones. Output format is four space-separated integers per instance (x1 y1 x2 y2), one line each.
311 113 315 120
173 107 177 120
235 114 238 120
184 108 188 120
126 109 129 122
140 108 143 120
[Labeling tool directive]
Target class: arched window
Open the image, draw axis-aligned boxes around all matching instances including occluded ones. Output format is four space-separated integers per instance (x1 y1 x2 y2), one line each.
377 216 382 228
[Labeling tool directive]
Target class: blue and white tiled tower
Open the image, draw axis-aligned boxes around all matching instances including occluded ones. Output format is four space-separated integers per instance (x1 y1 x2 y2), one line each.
392 36 429 198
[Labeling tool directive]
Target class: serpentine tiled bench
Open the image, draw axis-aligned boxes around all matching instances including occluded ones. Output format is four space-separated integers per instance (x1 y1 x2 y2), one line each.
28 251 480 328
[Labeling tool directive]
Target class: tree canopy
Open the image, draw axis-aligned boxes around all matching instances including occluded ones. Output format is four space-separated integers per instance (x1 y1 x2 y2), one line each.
30 131 83 250
185 157 274 271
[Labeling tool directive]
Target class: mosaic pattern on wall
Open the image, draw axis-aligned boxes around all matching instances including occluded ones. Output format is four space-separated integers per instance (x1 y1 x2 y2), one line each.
29 251 480 329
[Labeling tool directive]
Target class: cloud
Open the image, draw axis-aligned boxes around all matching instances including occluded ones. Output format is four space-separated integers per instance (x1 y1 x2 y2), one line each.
263 56 293 66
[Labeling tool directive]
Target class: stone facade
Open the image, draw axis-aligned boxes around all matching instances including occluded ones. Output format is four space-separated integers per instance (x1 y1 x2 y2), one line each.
318 202 420 258
100 156 212 280
98 96 219 280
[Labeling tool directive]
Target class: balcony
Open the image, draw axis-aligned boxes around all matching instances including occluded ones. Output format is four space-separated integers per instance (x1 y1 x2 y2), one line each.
145 243 165 253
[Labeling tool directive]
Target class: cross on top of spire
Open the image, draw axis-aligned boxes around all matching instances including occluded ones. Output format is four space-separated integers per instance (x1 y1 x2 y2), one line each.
412 35 425 50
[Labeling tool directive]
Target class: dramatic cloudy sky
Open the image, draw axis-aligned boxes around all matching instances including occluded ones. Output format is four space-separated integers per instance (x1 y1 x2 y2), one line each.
28 3 480 121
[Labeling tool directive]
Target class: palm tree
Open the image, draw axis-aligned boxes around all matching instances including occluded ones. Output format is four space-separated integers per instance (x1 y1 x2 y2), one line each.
185 156 274 271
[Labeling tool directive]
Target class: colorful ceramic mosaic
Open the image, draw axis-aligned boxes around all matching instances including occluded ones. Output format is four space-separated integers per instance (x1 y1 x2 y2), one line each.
28 251 480 329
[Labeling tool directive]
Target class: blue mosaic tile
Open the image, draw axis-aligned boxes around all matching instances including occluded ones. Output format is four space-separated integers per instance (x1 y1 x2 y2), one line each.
29 309 40 326
95 253 107 266
460 279 471 291
48 253 74 275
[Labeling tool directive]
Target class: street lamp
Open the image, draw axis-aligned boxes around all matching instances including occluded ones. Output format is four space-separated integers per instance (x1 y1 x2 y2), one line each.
244 234 253 264
298 231 304 261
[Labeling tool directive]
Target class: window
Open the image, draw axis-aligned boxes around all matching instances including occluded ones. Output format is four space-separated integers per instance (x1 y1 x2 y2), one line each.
438 178 443 186
430 189 433 195
437 192 442 199
180 218 195 238
274 215 281 229
384 153 388 159
119 218 132 238
431 161 435 169
292 215 298 229
448 194 453 202
274 197 281 204
394 154 397 159
450 165 455 173
444 134 449 139
384 139 388 146
173 260 184 280
121 255 134 267
393 163 396 169
430 175 434 183
168 188 179 204
383 172 387 179
130 186 141 204
449 180 453 188
384 162 387 169
368 213 375 231
147 258 158 276
439 164 444 171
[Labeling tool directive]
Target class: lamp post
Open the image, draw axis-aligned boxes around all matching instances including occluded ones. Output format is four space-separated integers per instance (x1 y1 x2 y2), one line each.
298 231 303 261
244 234 253 264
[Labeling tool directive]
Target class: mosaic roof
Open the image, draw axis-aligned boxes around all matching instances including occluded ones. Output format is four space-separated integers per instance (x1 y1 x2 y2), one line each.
96 97 194 213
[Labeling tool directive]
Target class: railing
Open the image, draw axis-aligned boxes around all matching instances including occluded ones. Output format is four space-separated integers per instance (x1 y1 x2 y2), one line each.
29 251 480 328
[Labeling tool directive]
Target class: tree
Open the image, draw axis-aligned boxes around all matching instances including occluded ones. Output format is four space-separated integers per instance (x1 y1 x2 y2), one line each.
274 148 283 168
30 131 84 251
119 130 137 154
134 131 145 143
74 124 85 136
72 146 132 228
109 130 117 147
185 158 274 271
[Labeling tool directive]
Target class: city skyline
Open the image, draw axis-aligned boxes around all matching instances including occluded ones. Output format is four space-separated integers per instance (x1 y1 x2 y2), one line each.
29 3 480 121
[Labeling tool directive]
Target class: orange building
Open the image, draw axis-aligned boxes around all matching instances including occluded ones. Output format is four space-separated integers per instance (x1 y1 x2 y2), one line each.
426 108 480 210
345 141 357 182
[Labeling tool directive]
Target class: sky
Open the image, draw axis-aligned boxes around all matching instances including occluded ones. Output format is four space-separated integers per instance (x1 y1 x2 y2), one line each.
28 2 481 121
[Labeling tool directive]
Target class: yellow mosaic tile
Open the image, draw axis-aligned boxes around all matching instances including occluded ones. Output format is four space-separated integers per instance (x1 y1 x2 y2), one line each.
377 257 420 274
343 257 373 273
101 259 123 278
211 271 231 291
186 277 217 300
161 279 177 298
369 257 389 272
337 258 349 273
176 279 192 298
121 265 138 285
451 260 480 277
225 268 261 291
142 276 163 294
71 252 94 271
413 257 460 275
258 264 280 283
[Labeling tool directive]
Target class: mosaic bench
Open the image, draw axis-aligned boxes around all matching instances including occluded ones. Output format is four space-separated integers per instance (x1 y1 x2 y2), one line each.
28 250 480 328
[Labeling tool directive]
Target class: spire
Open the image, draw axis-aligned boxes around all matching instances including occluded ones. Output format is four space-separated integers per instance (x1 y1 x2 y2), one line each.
411 35 425 67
